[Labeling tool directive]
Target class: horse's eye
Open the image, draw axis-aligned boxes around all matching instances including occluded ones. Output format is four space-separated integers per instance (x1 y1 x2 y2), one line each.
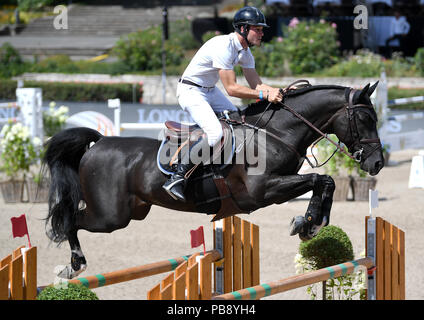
358 112 373 123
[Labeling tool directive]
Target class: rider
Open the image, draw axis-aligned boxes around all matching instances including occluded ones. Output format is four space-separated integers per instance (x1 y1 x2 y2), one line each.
162 6 283 202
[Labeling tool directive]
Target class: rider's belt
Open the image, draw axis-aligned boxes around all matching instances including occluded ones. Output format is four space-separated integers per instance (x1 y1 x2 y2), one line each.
179 78 214 89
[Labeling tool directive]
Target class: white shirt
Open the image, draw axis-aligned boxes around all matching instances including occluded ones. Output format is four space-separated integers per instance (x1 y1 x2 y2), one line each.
181 32 255 88
390 16 410 36
388 16 410 46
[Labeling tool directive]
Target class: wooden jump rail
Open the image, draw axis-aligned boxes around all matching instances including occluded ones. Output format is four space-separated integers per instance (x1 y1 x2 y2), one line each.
0 246 37 300
212 216 405 300
213 258 373 300
67 250 221 290
147 216 260 300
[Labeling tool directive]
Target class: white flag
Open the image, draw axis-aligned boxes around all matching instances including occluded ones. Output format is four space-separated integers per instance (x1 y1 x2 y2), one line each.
369 189 379 210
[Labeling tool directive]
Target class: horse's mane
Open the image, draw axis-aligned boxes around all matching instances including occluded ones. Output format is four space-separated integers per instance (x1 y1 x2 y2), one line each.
284 84 347 98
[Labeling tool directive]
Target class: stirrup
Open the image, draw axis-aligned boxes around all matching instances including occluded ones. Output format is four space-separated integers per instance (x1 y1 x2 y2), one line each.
163 175 185 201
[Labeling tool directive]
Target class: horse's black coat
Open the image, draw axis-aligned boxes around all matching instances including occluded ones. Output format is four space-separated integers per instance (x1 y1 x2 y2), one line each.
43 83 384 279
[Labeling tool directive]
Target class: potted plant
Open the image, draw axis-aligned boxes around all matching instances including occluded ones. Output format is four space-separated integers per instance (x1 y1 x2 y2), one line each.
43 102 69 137
294 225 366 300
382 142 391 167
0 121 43 203
317 136 351 201
27 163 50 203
341 148 377 201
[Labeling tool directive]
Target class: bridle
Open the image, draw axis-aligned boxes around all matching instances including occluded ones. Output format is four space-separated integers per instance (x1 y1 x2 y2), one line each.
339 88 382 163
278 84 382 167
225 81 382 168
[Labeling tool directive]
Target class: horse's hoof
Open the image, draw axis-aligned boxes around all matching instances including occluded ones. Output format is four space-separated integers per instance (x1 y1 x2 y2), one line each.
289 216 305 236
54 264 86 279
299 233 312 241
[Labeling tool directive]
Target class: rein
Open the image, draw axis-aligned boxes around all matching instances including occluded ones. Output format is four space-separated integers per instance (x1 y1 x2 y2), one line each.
225 80 381 168
277 87 358 167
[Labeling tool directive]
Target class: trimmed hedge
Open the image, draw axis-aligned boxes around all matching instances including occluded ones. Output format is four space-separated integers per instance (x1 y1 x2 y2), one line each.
37 283 99 300
299 225 354 270
0 79 142 102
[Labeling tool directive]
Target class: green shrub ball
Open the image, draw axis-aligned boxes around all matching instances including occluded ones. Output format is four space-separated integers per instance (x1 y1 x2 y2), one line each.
299 225 354 270
37 283 99 300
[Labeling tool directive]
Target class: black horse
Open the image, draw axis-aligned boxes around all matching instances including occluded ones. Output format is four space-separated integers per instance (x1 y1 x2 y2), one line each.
43 82 384 279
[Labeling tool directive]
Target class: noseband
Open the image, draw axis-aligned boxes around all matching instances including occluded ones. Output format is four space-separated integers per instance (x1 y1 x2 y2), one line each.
342 89 382 162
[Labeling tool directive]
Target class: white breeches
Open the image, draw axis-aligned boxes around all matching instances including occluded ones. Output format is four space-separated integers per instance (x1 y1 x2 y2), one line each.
177 83 237 147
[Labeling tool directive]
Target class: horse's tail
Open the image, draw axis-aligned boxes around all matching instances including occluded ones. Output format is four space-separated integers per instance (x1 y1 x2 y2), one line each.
43 127 103 244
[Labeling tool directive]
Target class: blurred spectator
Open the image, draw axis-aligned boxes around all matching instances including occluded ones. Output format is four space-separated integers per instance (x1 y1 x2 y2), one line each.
265 0 290 4
312 0 341 15
385 9 410 57
312 0 341 5
365 0 393 15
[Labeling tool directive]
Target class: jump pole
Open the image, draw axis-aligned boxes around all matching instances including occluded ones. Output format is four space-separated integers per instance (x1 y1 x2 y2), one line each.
67 250 221 289
213 258 373 300
213 216 405 300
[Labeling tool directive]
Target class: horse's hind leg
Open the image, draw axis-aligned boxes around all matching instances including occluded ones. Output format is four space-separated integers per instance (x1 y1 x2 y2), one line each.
55 229 87 279
290 174 335 240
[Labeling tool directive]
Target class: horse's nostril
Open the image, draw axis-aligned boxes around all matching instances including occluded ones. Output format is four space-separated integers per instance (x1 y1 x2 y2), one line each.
375 161 383 171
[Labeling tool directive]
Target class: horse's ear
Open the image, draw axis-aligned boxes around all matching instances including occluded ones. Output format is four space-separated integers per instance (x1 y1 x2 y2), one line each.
368 81 379 96
359 83 371 100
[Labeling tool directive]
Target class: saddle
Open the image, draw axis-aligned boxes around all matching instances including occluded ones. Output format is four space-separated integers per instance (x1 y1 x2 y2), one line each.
163 120 232 166
157 118 247 221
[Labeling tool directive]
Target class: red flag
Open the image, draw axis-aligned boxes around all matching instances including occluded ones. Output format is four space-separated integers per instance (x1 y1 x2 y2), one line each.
11 214 31 247
190 226 205 255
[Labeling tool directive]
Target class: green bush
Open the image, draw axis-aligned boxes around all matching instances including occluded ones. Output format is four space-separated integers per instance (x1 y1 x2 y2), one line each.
170 17 199 51
0 42 28 78
414 47 424 76
281 18 340 75
317 135 367 178
251 37 286 77
37 283 99 300
324 49 384 77
73 60 132 75
0 79 142 102
29 55 132 75
112 25 185 72
296 225 367 300
17 0 58 11
316 134 345 176
299 225 354 269
0 78 17 99
30 55 79 73
383 52 417 77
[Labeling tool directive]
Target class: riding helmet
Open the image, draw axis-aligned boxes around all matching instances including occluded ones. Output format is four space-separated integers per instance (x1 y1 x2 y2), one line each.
233 6 269 47
233 6 269 30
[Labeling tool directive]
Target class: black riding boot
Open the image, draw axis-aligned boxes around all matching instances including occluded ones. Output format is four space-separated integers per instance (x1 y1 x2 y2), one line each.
162 137 210 202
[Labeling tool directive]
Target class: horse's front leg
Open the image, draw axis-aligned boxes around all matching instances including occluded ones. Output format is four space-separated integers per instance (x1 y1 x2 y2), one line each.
256 173 335 240
290 174 335 240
